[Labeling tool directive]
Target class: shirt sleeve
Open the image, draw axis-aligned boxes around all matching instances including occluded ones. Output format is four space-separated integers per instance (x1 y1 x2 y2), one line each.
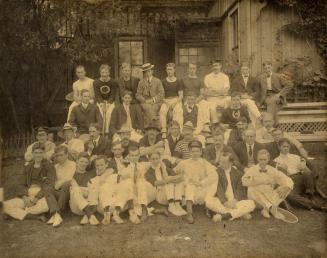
273 168 294 189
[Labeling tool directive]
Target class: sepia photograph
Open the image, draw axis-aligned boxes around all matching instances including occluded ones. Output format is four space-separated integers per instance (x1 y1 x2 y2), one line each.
0 0 326 257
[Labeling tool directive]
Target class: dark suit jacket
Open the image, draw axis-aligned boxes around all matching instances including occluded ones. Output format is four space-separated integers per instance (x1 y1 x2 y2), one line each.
256 72 293 106
203 144 242 170
69 103 103 134
227 129 244 147
109 104 144 136
166 134 183 155
118 77 140 103
88 136 111 156
215 166 247 203
231 74 259 101
232 141 265 169
266 141 300 160
5 159 56 201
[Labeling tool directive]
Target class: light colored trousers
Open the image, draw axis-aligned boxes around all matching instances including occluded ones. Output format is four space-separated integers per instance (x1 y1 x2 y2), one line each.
205 197 255 220
160 97 180 130
97 102 115 134
3 185 49 220
265 94 282 124
240 98 261 128
206 96 231 123
247 185 291 210
184 182 217 205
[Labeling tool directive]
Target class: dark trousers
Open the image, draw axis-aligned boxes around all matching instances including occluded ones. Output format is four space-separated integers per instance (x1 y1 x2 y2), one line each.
287 170 316 210
45 182 71 214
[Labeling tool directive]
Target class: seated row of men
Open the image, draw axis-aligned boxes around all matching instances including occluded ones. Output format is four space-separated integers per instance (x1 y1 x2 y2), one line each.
67 59 292 138
4 115 326 227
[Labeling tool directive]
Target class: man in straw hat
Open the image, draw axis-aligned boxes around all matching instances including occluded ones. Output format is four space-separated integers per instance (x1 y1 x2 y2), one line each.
136 63 164 127
24 126 56 164
67 65 95 121
174 140 218 224
58 123 84 160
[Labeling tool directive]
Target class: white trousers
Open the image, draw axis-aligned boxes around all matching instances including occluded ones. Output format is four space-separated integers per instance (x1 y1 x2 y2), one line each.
205 197 255 220
184 182 217 205
97 102 115 133
207 96 231 123
240 98 261 128
247 186 290 210
160 97 181 130
3 185 49 220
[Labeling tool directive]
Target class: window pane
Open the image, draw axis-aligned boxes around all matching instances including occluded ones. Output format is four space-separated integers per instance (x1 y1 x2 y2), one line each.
179 48 188 55
198 55 207 64
189 48 197 56
189 55 197 64
197 48 204 56
131 41 143 65
179 55 189 64
118 41 131 64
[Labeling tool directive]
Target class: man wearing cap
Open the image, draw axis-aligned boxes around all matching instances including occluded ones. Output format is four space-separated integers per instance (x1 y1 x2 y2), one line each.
69 89 103 135
93 64 120 133
257 61 293 125
86 123 111 160
59 123 84 160
173 121 196 160
139 122 165 158
203 60 231 121
173 91 208 137
231 63 261 126
136 63 165 126
221 93 251 129
67 65 95 121
4 143 63 226
159 63 183 135
174 140 218 223
166 120 183 156
118 63 140 103
115 124 139 158
24 127 56 163
110 90 144 140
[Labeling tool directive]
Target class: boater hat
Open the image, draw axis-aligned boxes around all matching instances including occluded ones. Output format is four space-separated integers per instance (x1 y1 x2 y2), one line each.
58 123 75 139
141 63 154 72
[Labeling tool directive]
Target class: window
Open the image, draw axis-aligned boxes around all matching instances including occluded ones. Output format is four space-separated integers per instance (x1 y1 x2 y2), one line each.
230 9 238 50
118 40 144 77
178 47 218 65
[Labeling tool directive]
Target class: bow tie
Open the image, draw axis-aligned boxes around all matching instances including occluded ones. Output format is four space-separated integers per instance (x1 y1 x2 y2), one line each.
259 169 267 173
243 75 249 78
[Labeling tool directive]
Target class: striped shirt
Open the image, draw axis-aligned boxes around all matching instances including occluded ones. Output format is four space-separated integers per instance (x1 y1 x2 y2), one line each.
173 139 192 159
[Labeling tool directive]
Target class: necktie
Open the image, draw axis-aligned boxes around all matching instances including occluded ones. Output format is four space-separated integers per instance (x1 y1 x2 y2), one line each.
93 140 97 148
133 163 138 184
248 145 253 157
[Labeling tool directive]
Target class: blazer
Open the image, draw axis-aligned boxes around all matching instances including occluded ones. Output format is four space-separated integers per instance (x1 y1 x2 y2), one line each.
5 159 56 201
256 72 293 106
215 166 247 203
136 76 165 104
68 103 103 134
88 136 111 156
109 104 144 135
232 141 265 169
231 74 259 101
266 141 300 161
203 144 242 170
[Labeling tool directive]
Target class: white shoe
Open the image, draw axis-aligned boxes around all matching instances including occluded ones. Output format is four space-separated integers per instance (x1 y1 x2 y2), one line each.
47 214 55 225
52 213 63 227
80 215 89 225
242 213 252 220
102 212 111 225
113 212 124 224
89 215 100 226
261 209 270 218
212 214 222 223
174 202 187 216
129 210 140 224
168 203 180 216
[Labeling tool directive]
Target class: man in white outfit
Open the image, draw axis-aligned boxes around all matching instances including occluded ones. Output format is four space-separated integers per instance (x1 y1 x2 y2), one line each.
203 60 231 122
174 140 218 224
205 151 255 222
242 149 294 220
67 65 95 121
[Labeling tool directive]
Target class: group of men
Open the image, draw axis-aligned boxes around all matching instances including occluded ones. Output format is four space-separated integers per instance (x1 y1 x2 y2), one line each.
3 60 326 227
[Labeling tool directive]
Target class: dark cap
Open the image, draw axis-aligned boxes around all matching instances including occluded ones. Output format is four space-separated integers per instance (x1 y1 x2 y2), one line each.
210 59 222 66
188 140 202 149
35 126 49 134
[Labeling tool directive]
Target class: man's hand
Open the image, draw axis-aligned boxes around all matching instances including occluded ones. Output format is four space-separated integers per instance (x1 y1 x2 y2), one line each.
23 196 34 207
145 99 153 104
276 186 291 200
